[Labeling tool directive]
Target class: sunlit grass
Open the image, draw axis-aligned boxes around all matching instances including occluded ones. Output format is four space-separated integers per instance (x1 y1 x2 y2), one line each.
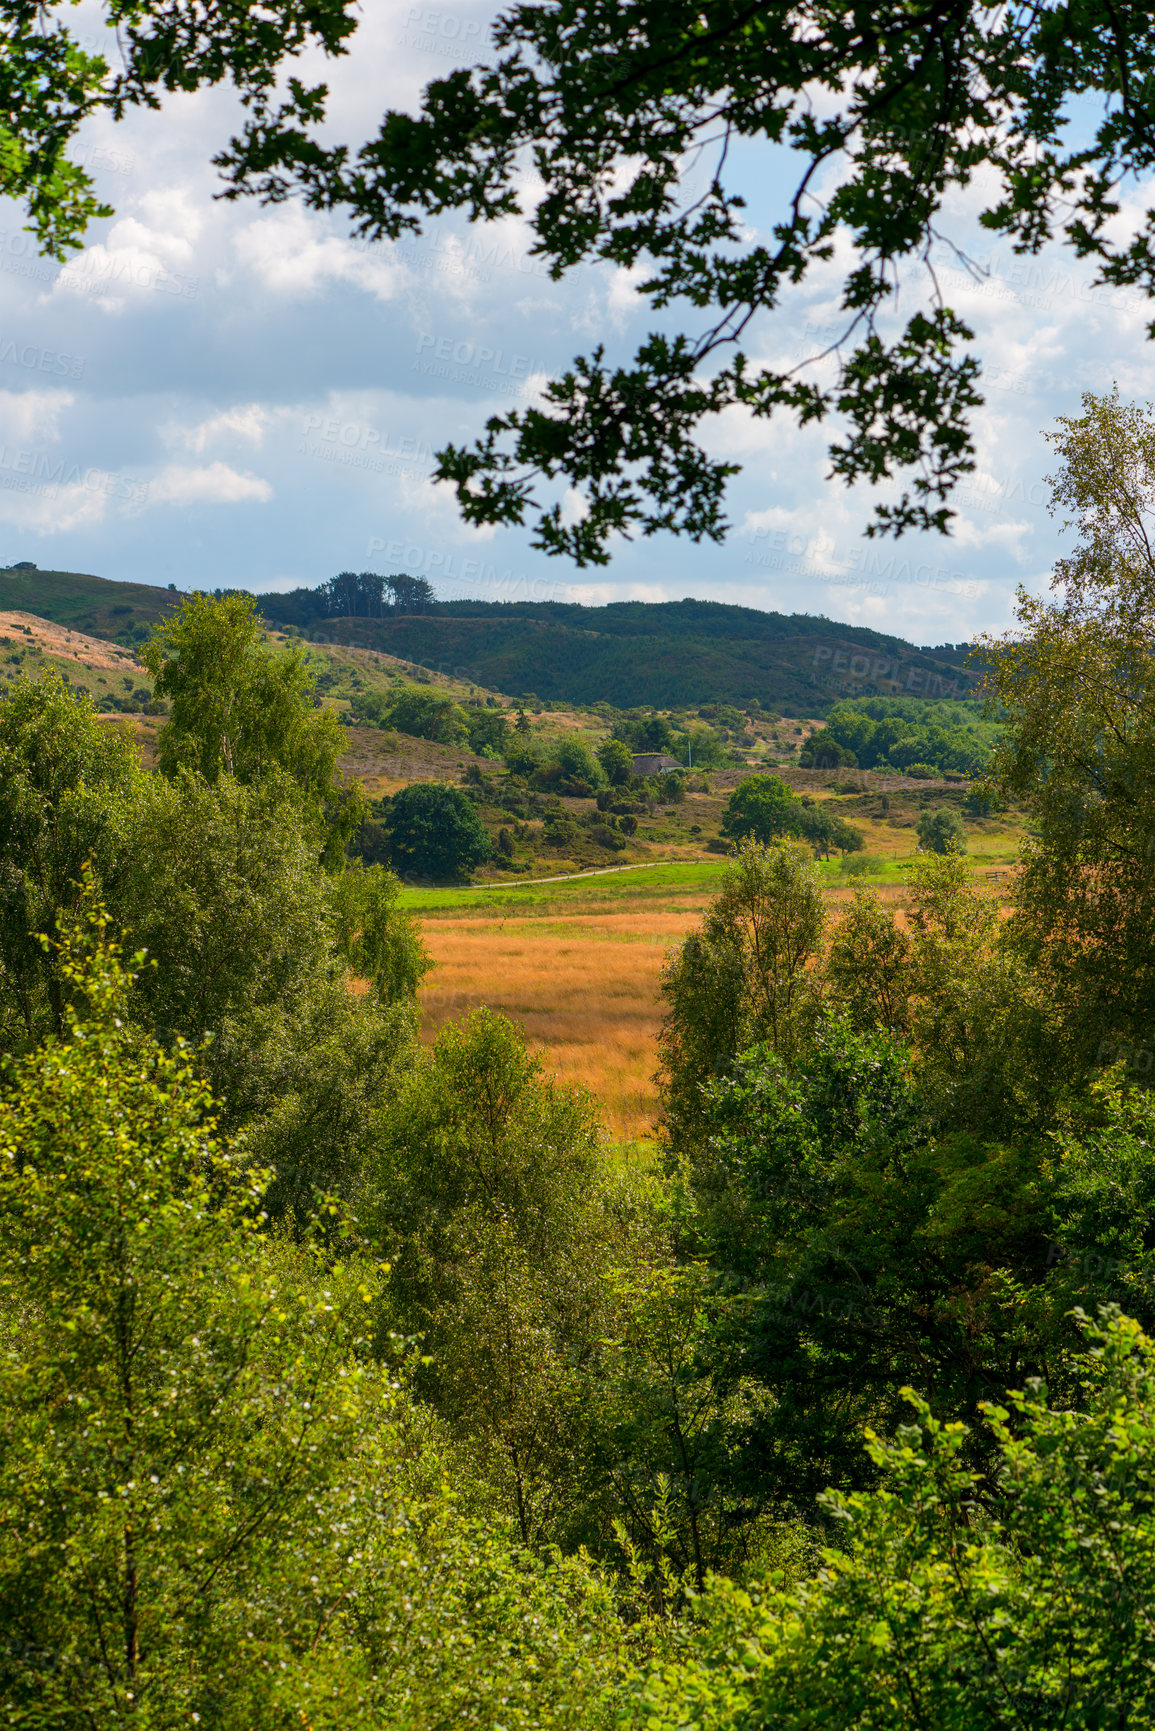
411 841 1022 1142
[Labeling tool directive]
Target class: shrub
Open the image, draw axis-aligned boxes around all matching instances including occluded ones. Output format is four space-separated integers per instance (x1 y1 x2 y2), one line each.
917 807 968 854
386 687 469 744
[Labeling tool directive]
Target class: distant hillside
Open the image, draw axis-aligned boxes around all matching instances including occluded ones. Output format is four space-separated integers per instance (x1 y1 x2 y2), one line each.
260 596 982 714
1 566 983 713
0 566 178 643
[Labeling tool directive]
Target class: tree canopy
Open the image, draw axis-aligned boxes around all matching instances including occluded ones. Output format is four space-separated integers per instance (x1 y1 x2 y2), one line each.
983 387 1155 1061
385 781 494 881
9 4 1155 559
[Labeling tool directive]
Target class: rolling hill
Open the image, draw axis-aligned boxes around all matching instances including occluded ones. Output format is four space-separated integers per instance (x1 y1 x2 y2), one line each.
1 565 983 714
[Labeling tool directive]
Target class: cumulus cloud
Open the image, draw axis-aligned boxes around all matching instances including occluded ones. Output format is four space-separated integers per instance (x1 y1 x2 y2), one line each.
0 388 74 442
232 207 403 303
165 405 270 454
2 8 1154 642
147 462 274 506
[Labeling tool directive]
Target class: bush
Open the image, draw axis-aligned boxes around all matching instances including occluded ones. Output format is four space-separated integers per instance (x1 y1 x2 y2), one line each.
597 737 634 785
547 735 606 795
721 774 804 843
633 1316 1155 1731
917 807 968 854
385 687 469 744
839 854 882 876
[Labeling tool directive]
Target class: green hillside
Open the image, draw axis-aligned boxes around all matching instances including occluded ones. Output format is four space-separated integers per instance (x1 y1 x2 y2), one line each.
0 565 178 643
266 597 981 714
1 565 982 713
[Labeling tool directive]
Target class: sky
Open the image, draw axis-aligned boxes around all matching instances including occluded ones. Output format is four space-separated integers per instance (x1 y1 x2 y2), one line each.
2 2 1153 647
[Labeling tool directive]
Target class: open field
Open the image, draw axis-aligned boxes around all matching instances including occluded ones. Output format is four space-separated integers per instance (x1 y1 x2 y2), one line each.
411 853 1018 1143
415 877 723 1143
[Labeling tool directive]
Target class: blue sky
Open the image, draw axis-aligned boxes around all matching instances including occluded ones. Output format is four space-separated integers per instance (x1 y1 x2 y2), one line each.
2 1 1153 646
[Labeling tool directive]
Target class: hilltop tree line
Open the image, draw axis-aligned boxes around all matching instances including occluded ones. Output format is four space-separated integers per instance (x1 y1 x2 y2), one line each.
5 391 1155 1721
265 569 436 626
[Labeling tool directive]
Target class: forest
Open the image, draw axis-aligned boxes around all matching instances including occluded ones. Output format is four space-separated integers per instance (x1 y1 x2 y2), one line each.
1 390 1154 1725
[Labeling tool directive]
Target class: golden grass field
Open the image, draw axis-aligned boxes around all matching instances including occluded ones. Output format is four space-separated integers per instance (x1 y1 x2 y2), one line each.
415 880 922 1144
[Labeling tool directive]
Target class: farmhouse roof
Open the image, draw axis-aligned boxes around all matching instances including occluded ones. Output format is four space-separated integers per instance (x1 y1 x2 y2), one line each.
631 752 682 775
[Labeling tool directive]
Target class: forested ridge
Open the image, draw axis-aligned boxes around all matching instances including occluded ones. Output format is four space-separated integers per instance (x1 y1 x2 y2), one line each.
0 564 975 713
4 392 1155 1724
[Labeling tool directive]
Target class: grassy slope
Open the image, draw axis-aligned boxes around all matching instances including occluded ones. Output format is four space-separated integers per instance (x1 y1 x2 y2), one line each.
272 599 978 712
0 567 178 640
3 566 980 713
2 570 1020 883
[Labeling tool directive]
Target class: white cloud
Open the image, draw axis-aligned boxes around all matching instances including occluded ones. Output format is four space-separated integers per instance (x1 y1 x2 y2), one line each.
148 462 273 506
0 388 74 442
51 191 204 314
166 404 270 454
232 207 403 303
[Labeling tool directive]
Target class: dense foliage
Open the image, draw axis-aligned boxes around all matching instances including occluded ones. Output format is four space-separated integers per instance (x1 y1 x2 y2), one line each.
803 697 997 777
384 781 494 881
721 775 865 858
7 397 1155 1721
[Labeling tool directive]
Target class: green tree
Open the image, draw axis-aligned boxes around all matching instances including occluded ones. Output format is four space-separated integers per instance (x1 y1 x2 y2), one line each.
368 1010 611 1548
110 770 422 1220
141 592 345 813
984 388 1155 1061
0 909 630 1727
673 727 727 770
467 705 511 755
916 806 968 854
659 840 826 1149
799 730 856 770
720 774 804 845
689 1013 1097 1507
589 1257 768 1598
0 671 146 1048
797 803 864 859
827 885 913 1036
120 769 333 1045
328 860 429 1002
631 1313 1155 1731
597 736 635 786
385 781 493 881
0 909 393 1722
544 734 606 795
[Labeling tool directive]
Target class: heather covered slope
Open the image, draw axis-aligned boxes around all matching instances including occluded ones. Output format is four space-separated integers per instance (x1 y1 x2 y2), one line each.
259 595 981 712
2 566 979 713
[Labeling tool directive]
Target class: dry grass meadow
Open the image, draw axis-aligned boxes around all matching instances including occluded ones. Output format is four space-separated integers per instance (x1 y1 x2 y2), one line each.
417 897 698 1143
415 877 921 1144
